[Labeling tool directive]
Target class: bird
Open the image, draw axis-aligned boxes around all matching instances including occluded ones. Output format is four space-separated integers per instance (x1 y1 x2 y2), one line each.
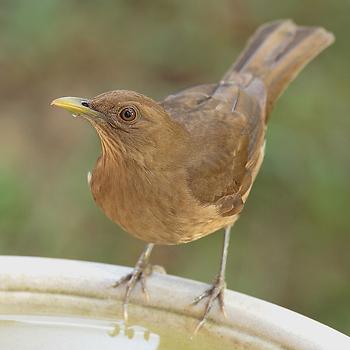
51 20 334 333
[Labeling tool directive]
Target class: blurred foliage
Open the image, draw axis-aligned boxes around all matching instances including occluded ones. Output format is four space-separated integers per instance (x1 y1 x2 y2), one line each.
0 0 349 335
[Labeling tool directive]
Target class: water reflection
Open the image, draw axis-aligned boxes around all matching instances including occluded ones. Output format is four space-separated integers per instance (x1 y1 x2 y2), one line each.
109 321 160 349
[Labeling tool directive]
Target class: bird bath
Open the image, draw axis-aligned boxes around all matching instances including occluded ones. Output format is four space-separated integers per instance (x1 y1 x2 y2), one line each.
0 256 348 349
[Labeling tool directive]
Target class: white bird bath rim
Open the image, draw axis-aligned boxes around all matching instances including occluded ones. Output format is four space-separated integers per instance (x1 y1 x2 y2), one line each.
0 256 348 350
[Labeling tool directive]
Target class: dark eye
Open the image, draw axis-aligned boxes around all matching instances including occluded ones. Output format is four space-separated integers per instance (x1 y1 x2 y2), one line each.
81 101 89 107
119 106 137 122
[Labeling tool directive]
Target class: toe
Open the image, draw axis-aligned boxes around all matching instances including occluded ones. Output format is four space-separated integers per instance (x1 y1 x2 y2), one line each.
140 274 150 302
192 288 211 305
113 273 131 288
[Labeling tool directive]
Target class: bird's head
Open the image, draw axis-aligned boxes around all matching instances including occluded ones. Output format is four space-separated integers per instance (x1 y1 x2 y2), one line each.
52 90 189 166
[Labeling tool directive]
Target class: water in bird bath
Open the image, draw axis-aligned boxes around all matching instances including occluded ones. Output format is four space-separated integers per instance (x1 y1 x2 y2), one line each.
0 315 239 350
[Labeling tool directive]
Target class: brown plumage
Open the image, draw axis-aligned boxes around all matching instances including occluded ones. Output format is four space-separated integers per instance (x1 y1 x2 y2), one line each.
52 20 334 332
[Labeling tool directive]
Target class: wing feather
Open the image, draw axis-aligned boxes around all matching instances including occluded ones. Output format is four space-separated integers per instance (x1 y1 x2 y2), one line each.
161 79 266 216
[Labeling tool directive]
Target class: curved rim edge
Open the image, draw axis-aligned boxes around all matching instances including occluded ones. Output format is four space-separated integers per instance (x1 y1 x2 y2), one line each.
0 256 348 350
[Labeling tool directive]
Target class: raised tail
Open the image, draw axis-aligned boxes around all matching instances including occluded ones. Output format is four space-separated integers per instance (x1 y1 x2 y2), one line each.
222 20 334 116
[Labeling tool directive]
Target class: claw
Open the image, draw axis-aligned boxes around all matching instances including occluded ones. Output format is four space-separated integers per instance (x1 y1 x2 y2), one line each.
112 243 155 323
113 266 151 323
192 278 226 335
192 226 231 335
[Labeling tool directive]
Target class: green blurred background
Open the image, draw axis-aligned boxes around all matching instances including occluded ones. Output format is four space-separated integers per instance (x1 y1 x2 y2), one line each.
0 0 349 335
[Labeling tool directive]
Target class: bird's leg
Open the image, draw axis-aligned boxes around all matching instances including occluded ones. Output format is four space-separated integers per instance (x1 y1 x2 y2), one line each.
113 243 154 323
192 225 232 334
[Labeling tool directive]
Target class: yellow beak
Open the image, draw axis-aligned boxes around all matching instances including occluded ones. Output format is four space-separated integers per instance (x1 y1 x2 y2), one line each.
51 97 100 117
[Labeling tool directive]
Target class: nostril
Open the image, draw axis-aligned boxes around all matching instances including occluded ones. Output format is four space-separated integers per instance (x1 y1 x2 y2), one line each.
81 101 89 107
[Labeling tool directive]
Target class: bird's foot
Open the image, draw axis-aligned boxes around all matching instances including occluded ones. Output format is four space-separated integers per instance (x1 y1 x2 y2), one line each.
113 259 153 323
192 276 227 335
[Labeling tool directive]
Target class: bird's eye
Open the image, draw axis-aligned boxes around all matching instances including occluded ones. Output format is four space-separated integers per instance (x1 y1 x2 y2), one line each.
119 106 138 122
81 101 89 107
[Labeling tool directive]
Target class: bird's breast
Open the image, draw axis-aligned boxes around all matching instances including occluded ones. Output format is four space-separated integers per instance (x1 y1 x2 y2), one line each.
89 159 234 245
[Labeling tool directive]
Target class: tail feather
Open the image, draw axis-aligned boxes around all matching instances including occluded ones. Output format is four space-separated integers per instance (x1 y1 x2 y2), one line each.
223 20 334 116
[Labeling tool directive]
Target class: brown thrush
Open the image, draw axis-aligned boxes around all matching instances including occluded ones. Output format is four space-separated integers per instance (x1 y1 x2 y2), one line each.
52 20 334 333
